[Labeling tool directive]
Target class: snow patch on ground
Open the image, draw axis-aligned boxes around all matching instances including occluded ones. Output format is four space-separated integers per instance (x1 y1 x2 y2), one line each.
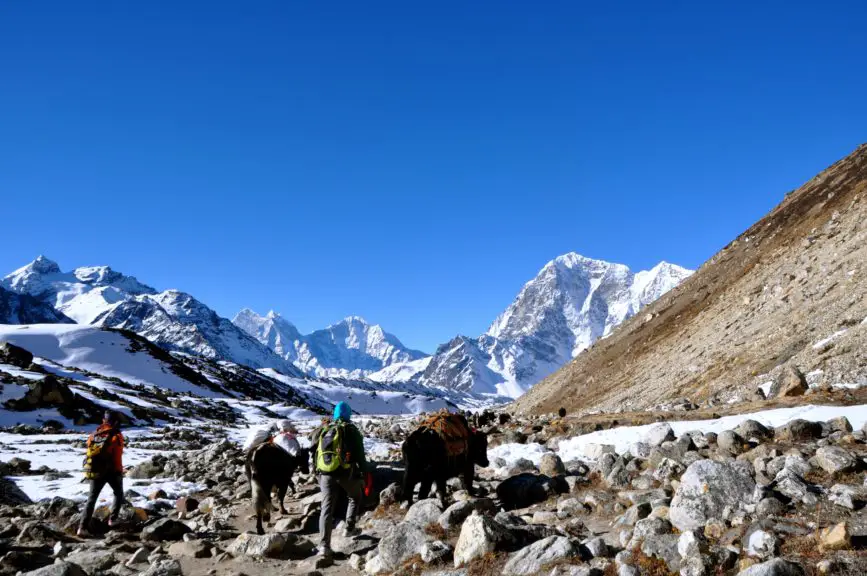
812 329 848 350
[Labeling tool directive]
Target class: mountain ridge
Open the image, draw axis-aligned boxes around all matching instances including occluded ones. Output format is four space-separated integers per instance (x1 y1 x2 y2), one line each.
514 144 867 415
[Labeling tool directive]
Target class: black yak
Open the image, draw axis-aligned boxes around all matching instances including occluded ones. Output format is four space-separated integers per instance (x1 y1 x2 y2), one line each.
246 444 310 534
401 417 489 507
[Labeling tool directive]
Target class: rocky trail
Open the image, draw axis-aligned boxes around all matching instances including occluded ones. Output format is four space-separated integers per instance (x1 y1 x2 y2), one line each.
1 399 867 576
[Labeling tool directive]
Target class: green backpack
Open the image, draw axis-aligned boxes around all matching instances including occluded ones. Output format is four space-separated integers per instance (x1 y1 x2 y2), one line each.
316 421 349 474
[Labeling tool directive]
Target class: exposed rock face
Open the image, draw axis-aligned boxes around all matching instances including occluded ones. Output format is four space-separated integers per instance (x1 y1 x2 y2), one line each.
375 522 429 572
670 460 756 531
454 512 515 567
0 286 73 325
515 145 867 414
502 536 577 576
233 310 427 378
0 341 34 368
0 477 32 505
769 366 808 398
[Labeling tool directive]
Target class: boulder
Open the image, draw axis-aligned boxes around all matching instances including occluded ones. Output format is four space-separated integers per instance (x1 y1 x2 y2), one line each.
421 540 453 564
670 460 755 531
717 430 745 455
378 522 429 571
454 512 515 567
643 423 675 447
405 498 444 526
439 499 497 530
0 342 34 368
0 477 32 505
502 536 577 576
539 453 567 476
734 558 805 576
826 416 853 434
140 559 183 576
141 518 191 542
819 522 850 551
734 420 772 441
774 420 821 443
770 366 807 398
227 533 289 558
18 563 87 576
582 444 616 460
379 482 402 506
814 447 857 474
496 472 561 510
168 540 212 558
746 530 778 559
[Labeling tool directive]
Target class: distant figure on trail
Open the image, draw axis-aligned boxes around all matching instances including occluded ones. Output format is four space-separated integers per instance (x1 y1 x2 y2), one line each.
78 410 125 537
311 401 371 560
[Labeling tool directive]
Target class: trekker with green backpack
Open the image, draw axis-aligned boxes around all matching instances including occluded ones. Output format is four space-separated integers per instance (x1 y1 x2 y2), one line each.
312 401 369 559
78 410 125 537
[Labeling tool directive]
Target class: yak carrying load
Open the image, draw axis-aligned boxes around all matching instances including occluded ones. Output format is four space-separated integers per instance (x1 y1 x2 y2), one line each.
401 409 490 506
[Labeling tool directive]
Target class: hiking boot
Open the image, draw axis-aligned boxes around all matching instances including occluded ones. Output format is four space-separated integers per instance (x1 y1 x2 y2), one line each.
342 526 361 538
76 527 92 538
316 546 333 559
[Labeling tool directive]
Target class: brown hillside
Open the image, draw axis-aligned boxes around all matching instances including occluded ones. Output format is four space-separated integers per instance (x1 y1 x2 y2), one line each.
514 144 867 415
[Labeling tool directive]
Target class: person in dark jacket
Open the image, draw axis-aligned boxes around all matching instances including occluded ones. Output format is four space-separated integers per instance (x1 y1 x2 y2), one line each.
311 401 370 558
78 410 125 537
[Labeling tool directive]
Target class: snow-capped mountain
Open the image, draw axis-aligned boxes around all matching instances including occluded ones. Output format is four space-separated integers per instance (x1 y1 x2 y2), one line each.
2 257 295 374
406 254 692 398
232 310 427 378
0 286 73 325
93 291 300 373
1 256 156 323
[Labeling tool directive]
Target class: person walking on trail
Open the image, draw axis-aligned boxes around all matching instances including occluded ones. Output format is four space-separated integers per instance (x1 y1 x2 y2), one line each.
78 410 125 537
312 401 370 559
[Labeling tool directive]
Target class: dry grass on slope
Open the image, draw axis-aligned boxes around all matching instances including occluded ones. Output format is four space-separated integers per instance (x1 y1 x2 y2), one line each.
515 144 867 415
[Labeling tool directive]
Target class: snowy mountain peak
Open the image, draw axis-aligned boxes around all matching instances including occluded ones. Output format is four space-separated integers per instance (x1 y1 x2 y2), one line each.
1 257 156 323
28 255 61 274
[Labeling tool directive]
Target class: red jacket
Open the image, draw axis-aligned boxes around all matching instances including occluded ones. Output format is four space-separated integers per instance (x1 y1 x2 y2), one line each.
89 423 125 473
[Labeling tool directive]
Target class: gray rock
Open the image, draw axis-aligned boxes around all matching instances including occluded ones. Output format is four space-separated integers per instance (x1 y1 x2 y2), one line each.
140 559 183 576
438 498 497 530
640 534 681 572
735 558 805 575
677 530 706 559
125 548 150 567
496 472 560 510
141 518 191 542
502 536 577 576
629 517 672 548
454 512 515 567
421 540 453 563
814 447 857 474
405 498 445 526
19 563 87 576
379 522 429 571
582 536 608 558
379 482 401 506
770 366 807 398
774 420 821 443
0 477 32 505
718 430 745 455
746 530 778 559
644 423 675 447
557 497 589 517
617 502 651 526
168 540 211 559
828 484 863 510
735 420 772 441
826 416 853 433
670 460 755 531
756 497 786 517
539 453 567 477
227 533 289 558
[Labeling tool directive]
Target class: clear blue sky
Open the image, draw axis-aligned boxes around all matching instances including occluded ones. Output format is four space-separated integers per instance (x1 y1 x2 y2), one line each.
1 2 865 353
